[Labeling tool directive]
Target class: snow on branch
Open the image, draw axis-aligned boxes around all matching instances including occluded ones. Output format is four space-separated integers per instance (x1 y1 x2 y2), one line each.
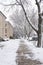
0 2 21 6
20 3 38 33
0 0 38 33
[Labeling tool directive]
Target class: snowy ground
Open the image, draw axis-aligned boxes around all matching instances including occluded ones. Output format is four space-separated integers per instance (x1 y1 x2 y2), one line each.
0 39 20 65
24 40 43 63
0 39 43 65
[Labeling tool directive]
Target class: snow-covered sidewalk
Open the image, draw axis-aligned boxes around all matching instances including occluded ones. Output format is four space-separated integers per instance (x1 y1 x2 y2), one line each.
24 39 43 64
0 39 43 65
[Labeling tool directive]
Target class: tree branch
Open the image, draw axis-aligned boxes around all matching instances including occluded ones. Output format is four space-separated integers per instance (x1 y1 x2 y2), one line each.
35 0 40 12
0 0 38 33
39 0 41 3
20 3 38 33
0 2 21 6
16 0 20 3
41 12 43 16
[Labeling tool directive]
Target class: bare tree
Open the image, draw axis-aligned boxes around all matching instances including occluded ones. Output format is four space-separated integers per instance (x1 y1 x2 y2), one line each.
35 0 42 47
15 0 43 47
9 8 32 38
0 0 43 47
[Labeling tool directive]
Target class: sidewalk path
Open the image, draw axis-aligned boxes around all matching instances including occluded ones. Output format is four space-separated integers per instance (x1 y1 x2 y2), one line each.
16 40 42 65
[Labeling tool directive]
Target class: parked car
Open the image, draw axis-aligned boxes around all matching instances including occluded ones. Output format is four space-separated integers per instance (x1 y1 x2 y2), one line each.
3 37 9 41
0 37 5 41
29 36 38 41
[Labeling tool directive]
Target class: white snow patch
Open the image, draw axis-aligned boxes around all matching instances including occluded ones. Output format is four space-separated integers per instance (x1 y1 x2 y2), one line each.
0 39 43 65
0 39 20 65
23 39 43 63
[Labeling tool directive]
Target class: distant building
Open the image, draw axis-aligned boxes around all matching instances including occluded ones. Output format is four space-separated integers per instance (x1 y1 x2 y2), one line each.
0 11 13 38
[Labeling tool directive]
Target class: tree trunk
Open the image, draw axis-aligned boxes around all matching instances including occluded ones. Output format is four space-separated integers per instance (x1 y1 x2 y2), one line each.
20 0 42 47
37 17 42 47
36 0 42 47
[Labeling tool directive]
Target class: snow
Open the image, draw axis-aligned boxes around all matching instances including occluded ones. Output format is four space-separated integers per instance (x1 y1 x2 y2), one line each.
0 39 43 65
6 18 14 27
24 39 43 63
0 39 20 65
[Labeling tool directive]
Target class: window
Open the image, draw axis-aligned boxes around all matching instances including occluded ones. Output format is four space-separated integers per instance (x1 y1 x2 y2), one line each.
5 29 7 33
5 34 7 37
5 23 7 27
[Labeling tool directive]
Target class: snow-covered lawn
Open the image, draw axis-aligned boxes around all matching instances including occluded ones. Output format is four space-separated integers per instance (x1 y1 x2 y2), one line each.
24 39 43 63
0 39 43 65
0 39 20 65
